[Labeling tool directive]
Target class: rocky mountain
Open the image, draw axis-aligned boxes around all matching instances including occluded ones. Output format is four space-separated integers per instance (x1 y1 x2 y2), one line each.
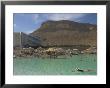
31 20 97 49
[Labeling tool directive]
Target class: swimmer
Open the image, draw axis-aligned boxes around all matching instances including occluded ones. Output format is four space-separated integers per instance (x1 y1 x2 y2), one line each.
75 68 94 72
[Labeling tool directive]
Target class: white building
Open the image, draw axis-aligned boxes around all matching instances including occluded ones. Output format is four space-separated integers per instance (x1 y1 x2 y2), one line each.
13 32 42 48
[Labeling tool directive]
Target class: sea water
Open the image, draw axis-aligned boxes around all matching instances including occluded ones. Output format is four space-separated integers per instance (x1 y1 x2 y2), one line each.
13 54 97 75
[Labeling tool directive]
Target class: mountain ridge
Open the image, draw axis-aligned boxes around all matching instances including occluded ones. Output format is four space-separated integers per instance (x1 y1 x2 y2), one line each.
31 20 97 48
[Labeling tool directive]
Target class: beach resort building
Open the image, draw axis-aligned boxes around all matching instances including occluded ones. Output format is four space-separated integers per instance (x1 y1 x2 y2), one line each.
13 32 42 48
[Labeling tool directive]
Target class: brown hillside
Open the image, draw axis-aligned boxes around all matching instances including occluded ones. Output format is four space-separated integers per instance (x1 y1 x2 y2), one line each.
31 20 97 48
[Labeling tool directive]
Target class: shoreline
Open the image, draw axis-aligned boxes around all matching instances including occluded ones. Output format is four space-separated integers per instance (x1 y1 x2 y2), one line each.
14 47 97 59
14 53 97 59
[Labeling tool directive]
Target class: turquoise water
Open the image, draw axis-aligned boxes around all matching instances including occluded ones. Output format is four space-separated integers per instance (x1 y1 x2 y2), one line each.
13 54 97 75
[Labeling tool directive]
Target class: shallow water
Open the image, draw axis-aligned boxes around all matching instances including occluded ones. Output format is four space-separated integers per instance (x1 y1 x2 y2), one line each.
13 54 97 75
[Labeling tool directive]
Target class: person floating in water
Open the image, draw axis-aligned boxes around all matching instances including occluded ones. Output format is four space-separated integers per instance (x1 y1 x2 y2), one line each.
75 68 94 72
75 68 84 72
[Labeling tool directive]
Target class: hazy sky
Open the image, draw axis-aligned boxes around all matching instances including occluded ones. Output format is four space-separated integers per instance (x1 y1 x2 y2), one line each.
14 13 97 34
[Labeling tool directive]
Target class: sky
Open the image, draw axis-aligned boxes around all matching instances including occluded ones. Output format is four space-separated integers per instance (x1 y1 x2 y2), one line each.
14 13 97 34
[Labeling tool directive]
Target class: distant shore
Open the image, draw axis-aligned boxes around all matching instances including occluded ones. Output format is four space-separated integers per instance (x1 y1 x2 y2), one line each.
14 46 97 59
